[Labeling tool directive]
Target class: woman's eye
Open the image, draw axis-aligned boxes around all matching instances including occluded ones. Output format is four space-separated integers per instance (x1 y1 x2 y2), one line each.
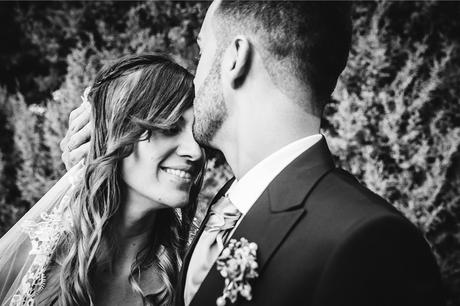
161 125 181 136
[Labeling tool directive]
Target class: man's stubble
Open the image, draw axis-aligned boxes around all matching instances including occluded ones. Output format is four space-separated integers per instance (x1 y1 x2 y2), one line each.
192 52 228 147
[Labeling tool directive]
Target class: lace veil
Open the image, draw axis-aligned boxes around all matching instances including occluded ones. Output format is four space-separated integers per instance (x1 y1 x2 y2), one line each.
0 161 84 305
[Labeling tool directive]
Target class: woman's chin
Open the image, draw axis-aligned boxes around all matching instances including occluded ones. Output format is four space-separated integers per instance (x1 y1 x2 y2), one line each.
155 192 190 209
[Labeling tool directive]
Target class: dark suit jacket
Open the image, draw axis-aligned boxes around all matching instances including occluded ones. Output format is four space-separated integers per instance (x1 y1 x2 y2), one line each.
176 138 445 306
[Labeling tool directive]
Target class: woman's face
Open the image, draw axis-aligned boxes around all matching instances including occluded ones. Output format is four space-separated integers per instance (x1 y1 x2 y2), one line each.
122 107 203 209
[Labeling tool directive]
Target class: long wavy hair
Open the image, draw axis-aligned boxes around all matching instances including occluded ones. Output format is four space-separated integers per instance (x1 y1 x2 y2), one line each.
43 54 203 306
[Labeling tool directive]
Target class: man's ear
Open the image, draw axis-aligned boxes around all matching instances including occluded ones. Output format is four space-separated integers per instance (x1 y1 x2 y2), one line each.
225 36 251 89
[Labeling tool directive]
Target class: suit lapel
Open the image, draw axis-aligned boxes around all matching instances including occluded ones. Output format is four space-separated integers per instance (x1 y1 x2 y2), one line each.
176 177 236 306
189 138 335 306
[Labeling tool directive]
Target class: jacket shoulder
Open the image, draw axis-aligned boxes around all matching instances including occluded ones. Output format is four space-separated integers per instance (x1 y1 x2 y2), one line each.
309 168 404 220
300 167 423 246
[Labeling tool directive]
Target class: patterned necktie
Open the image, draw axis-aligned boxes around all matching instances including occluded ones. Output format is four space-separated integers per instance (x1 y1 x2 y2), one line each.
184 195 242 306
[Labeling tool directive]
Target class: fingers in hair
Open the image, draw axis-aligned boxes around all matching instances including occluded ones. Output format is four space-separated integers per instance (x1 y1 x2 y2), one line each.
68 123 91 152
69 106 91 133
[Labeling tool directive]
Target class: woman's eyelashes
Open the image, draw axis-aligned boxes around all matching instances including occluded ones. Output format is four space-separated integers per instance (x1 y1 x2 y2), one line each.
160 118 185 137
161 125 181 136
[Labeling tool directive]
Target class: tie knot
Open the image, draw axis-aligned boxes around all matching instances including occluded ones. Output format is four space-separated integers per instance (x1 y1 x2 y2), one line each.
205 196 241 232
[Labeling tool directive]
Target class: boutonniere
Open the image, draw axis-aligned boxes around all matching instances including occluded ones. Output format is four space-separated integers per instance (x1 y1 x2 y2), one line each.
216 237 259 306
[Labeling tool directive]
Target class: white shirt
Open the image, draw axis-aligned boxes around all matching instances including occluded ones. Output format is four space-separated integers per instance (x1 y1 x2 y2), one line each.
228 134 322 223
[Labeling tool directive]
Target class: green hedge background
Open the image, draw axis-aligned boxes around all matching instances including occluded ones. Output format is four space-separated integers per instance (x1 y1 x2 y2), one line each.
0 1 459 305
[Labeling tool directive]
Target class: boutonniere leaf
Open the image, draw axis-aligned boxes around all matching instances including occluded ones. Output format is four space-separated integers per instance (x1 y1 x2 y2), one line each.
216 237 259 306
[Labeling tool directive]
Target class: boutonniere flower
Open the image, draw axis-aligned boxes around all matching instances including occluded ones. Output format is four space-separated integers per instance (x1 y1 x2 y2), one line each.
216 237 259 306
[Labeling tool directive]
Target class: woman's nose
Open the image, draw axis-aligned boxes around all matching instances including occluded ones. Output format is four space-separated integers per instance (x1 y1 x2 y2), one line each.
176 129 203 162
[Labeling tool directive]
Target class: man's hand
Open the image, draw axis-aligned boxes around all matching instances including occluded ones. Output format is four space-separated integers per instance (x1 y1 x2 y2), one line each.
60 102 92 170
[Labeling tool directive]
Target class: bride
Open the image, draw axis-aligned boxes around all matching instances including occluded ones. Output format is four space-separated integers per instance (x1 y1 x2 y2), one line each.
0 54 204 305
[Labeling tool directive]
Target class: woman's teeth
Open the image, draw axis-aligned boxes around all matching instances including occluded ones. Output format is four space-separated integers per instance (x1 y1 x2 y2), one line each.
163 168 192 180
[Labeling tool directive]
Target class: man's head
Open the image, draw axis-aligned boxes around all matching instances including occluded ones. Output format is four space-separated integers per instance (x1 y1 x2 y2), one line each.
193 0 352 146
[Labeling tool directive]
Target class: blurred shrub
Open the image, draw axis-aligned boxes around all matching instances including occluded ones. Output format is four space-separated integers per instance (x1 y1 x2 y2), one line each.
0 145 13 235
12 94 55 204
0 88 26 234
324 2 460 304
0 1 459 304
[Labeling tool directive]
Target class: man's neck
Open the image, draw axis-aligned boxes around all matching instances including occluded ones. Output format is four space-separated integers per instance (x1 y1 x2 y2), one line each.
215 103 321 179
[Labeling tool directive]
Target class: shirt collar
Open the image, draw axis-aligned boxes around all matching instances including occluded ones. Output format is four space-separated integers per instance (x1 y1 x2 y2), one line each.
227 134 322 215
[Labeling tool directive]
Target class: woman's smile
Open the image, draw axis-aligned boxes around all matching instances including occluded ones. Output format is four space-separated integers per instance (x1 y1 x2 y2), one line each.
160 166 195 182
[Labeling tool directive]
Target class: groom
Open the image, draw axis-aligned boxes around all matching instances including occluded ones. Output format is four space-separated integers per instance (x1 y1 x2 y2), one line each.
62 1 445 305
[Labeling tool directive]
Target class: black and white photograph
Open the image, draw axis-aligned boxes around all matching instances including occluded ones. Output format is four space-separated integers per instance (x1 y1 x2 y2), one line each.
0 1 458 305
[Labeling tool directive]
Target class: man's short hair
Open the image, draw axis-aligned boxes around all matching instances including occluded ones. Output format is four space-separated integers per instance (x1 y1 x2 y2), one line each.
214 1 352 114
